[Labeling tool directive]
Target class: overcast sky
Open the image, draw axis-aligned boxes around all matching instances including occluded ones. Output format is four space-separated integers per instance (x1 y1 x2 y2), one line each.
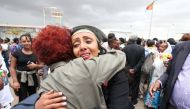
0 0 190 39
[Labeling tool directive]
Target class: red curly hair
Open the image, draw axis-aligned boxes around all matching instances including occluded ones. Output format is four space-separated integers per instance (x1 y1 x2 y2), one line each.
32 25 74 65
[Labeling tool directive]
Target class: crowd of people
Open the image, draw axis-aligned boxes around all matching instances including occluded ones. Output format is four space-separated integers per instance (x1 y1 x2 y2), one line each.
0 25 190 109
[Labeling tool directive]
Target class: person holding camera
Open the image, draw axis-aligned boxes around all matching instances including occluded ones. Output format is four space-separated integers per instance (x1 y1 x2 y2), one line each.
10 33 43 102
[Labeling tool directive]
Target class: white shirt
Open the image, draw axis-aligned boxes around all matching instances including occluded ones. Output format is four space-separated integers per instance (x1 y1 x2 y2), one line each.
0 55 13 107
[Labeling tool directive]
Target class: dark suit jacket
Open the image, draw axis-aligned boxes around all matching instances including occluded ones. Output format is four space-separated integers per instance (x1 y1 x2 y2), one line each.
159 41 190 109
122 43 145 76
105 69 130 109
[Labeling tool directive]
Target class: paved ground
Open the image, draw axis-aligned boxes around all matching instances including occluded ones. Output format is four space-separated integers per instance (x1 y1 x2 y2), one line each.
135 99 146 109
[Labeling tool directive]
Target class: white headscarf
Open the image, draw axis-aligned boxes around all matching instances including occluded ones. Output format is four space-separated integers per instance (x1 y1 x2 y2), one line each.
163 42 172 54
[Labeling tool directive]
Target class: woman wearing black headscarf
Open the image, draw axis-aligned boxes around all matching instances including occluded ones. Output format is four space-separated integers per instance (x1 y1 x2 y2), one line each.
71 25 131 109
35 25 131 109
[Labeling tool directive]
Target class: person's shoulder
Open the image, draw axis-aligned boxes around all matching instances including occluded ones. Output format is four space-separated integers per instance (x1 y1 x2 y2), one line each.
123 44 133 49
69 57 84 64
137 44 144 49
52 60 90 79
12 49 22 57
175 41 190 49
182 41 190 46
57 58 85 71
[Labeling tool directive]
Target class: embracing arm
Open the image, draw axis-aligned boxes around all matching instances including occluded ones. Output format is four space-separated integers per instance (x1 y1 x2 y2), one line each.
35 91 67 109
90 50 126 83
38 50 126 108
38 50 126 89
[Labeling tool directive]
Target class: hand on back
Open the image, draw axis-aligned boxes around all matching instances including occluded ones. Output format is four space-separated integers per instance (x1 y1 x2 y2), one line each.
35 90 67 109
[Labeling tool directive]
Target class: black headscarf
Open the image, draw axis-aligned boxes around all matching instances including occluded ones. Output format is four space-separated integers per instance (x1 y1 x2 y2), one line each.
71 25 107 54
71 25 107 43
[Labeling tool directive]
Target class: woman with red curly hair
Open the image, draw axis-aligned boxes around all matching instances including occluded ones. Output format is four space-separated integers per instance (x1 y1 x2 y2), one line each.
32 25 74 65
36 25 132 109
32 25 126 109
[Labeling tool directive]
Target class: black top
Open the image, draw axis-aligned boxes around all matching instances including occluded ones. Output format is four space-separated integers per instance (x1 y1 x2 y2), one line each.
12 49 38 86
103 68 131 109
12 49 37 71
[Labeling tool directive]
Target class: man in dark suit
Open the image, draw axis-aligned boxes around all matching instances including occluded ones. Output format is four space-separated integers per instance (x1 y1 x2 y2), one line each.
149 41 190 109
123 35 145 105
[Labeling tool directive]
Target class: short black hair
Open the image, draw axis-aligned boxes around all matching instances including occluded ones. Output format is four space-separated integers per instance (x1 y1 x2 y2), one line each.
119 37 126 44
146 39 155 47
20 33 32 42
137 38 142 45
167 38 176 45
108 33 116 40
4 38 10 43
152 38 158 41
13 38 19 43
0 38 3 43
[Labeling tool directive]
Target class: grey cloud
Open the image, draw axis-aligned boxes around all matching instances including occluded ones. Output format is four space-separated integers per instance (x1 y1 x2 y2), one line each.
0 0 190 39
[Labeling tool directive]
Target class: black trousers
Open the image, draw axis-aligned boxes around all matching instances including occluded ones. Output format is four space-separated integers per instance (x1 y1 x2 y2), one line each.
103 70 132 109
168 104 175 109
15 82 37 102
129 75 141 104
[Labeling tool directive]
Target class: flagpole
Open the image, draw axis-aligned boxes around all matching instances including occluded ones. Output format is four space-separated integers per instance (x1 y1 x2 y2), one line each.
146 0 156 39
148 8 154 39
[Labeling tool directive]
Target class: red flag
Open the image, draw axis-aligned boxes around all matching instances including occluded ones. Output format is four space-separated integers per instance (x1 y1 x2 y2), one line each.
146 1 154 10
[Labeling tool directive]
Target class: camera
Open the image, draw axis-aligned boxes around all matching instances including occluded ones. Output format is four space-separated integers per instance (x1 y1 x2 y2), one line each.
27 61 32 65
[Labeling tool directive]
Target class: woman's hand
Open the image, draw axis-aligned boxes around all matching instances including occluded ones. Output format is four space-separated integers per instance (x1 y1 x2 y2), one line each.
27 62 37 70
11 81 20 91
35 90 67 109
149 80 161 97
128 69 135 75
